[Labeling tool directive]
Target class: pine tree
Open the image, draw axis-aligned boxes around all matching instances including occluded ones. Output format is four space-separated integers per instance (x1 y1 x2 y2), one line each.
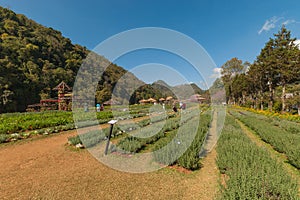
252 25 300 111
273 26 299 111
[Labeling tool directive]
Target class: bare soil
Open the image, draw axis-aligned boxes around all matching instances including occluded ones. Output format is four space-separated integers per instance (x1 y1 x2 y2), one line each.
0 117 220 200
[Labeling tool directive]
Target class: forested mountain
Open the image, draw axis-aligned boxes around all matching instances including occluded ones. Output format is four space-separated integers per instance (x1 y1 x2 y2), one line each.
0 7 143 112
0 7 206 113
0 7 89 112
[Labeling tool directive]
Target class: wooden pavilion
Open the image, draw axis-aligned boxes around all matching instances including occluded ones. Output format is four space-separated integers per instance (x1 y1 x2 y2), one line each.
53 81 72 111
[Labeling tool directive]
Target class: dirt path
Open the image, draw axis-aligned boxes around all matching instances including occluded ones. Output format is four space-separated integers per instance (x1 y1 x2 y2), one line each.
0 115 220 200
236 119 300 195
181 149 219 200
182 111 220 200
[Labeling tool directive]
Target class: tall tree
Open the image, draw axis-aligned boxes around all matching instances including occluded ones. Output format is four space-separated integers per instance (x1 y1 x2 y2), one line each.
273 26 300 111
231 73 250 105
253 25 300 111
247 62 268 110
254 39 278 111
221 57 248 104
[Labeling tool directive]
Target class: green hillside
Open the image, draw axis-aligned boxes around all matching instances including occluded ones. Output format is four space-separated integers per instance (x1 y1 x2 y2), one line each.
0 7 142 112
0 7 207 113
0 7 88 112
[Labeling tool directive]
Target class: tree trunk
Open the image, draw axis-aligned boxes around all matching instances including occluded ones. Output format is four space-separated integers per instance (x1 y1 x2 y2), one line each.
268 81 273 112
298 105 300 116
260 94 264 110
282 84 286 112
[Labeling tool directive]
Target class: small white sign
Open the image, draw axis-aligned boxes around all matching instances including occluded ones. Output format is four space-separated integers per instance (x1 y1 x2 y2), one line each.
108 120 118 125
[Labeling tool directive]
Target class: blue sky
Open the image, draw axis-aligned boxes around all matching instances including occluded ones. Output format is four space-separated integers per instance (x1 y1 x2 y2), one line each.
1 0 300 88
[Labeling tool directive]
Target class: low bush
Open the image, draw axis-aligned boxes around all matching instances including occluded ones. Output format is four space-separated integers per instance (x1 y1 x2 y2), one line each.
0 134 9 143
230 109 300 169
216 115 299 199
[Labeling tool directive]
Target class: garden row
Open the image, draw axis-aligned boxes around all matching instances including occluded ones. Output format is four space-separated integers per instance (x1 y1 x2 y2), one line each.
68 112 176 148
237 106 300 122
152 112 211 170
0 104 152 143
230 109 300 169
235 107 300 134
216 115 299 199
116 113 183 153
69 107 211 170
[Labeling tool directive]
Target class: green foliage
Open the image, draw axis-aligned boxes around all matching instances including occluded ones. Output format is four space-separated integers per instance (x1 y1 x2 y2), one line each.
0 111 74 134
79 130 108 148
176 114 210 170
216 115 299 199
0 7 89 112
220 57 249 103
0 134 9 143
152 112 211 170
218 26 300 113
117 137 143 153
230 109 300 169
0 106 149 137
273 101 282 113
116 108 199 157
68 135 81 145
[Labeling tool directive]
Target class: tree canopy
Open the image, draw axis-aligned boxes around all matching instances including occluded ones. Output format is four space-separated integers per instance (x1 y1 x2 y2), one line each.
0 7 88 112
219 25 300 114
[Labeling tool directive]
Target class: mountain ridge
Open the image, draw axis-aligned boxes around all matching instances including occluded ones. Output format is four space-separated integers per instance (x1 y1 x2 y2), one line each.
0 6 207 112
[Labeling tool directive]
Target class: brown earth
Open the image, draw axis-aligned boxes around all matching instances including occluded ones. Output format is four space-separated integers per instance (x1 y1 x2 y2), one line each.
0 116 220 200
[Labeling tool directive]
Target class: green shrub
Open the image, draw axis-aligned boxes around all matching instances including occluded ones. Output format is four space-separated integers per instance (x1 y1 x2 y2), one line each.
216 115 299 199
230 109 300 169
273 101 282 113
68 135 81 145
0 134 9 143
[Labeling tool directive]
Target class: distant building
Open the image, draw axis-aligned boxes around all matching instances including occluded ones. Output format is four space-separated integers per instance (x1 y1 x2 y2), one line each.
27 81 72 112
189 94 206 103
53 81 72 111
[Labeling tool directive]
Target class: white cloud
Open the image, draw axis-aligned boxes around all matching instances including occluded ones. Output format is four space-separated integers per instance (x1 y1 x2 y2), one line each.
209 67 221 79
258 16 283 35
283 19 296 25
258 17 300 35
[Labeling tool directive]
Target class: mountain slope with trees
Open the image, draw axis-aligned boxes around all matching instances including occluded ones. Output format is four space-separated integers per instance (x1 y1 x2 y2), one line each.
0 7 89 112
0 7 206 113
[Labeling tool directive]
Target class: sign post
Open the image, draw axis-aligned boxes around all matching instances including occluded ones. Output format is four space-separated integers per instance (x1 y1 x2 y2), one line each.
104 119 118 155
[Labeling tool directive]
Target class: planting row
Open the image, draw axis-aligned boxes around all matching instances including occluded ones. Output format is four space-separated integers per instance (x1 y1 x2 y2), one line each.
230 109 300 169
236 107 300 135
116 116 180 153
0 105 153 143
216 115 299 199
152 113 211 170
69 107 210 170
0 123 77 144
116 108 200 154
68 112 177 148
238 106 300 122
